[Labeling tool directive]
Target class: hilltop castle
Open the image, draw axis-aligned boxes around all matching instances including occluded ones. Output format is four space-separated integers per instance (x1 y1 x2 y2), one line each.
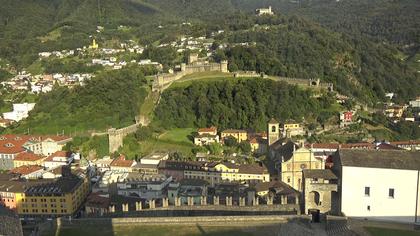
153 53 228 92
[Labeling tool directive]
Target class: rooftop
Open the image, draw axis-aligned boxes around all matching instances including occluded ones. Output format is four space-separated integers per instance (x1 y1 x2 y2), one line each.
303 169 337 180
110 155 135 168
14 152 45 162
10 165 44 176
336 149 420 170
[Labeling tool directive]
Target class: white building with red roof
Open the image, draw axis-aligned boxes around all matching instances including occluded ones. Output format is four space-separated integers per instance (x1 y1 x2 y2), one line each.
9 165 44 179
0 134 72 170
110 155 137 172
43 151 74 169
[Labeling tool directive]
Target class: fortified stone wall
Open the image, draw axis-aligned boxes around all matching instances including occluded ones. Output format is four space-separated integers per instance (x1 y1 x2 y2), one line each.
108 123 139 153
152 61 228 92
57 215 309 227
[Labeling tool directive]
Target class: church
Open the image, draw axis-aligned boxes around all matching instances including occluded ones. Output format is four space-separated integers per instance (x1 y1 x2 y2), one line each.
266 118 325 191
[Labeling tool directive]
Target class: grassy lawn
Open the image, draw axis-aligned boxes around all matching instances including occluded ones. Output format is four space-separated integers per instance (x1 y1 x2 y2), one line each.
365 226 420 236
159 128 196 143
139 88 160 120
46 224 276 236
139 138 194 156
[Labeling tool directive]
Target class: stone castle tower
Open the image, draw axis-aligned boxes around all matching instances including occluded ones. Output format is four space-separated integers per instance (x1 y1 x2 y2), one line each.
268 118 279 146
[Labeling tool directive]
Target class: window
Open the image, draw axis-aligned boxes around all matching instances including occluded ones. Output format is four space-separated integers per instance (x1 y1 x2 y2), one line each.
389 188 395 198
271 126 276 132
365 187 370 196
367 205 371 211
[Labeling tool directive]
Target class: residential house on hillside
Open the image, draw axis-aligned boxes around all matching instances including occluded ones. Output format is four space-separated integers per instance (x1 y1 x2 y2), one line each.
2 103 35 122
221 129 248 143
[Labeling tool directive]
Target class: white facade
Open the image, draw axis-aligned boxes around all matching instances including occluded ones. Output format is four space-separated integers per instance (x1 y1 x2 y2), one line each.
341 166 420 223
2 103 36 122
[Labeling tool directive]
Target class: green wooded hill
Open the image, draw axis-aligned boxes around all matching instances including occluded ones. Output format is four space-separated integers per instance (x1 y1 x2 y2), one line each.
7 67 148 135
231 0 420 48
154 78 336 132
213 15 419 103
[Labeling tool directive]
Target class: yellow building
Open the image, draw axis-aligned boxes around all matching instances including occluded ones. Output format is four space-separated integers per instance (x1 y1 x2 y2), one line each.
184 162 269 186
272 141 324 191
282 121 304 138
13 152 46 168
16 170 90 217
221 129 248 143
89 39 99 49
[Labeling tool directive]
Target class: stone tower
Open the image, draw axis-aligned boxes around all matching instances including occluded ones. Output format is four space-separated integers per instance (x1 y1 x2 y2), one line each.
220 60 228 73
268 118 279 146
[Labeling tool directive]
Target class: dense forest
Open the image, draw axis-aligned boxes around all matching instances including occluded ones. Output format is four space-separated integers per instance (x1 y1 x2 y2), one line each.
154 78 336 131
230 0 420 47
7 66 148 134
212 15 420 103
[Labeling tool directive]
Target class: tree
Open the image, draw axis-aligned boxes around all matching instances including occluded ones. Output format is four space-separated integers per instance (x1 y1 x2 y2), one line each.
224 136 238 147
207 143 223 155
238 141 251 154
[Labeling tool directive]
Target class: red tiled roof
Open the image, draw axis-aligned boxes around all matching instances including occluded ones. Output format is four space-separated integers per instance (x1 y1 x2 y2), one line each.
86 193 110 208
42 135 72 142
14 152 45 162
390 140 420 146
10 165 43 176
306 143 340 149
198 126 217 133
0 135 34 154
221 129 247 134
0 134 71 154
110 156 135 168
44 151 72 162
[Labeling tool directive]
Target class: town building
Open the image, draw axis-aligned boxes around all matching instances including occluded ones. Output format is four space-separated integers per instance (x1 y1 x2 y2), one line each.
85 193 110 216
197 127 217 136
332 149 420 223
268 118 280 146
254 180 300 204
109 155 137 172
249 136 267 154
282 120 305 138
390 140 420 151
43 151 74 169
131 153 168 175
221 129 248 143
0 118 14 128
116 173 172 200
184 162 270 187
2 103 35 122
167 179 208 205
256 6 274 16
339 111 354 128
303 169 338 215
0 134 72 170
270 141 324 191
17 169 90 217
10 165 44 179
93 156 113 173
194 134 219 146
13 152 46 168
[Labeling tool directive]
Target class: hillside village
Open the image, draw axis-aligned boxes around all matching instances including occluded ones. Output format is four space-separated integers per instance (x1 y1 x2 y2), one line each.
0 2 420 236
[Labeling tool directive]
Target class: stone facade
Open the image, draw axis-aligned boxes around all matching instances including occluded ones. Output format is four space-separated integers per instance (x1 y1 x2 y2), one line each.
303 169 338 215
